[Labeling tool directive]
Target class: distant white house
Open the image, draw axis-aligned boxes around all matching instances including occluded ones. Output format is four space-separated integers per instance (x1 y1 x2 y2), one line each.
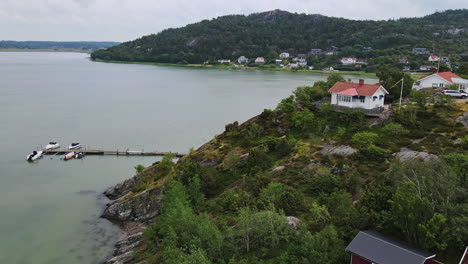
428 55 440 62
217 59 231 64
420 65 435 71
322 67 334 71
399 58 410 64
402 66 411 71
297 59 307 66
237 56 248 64
341 57 357 65
275 59 282 66
255 57 265 63
328 80 388 111
310 49 323 55
412 48 429 54
413 72 468 91
279 52 290 59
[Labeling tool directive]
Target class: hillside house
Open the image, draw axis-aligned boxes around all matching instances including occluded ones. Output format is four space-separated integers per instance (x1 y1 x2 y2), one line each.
237 56 248 64
441 57 450 63
217 59 231 64
420 65 435 71
279 52 290 59
399 58 410 64
255 57 265 63
403 66 411 71
413 72 468 91
275 59 282 66
413 48 429 54
346 231 440 264
363 46 372 51
328 79 388 115
310 49 323 55
341 57 357 65
428 55 440 62
326 46 339 55
297 59 307 66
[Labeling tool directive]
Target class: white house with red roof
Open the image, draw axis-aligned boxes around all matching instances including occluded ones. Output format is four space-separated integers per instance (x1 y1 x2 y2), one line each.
328 79 388 111
255 57 265 63
341 57 357 65
428 55 440 62
413 72 468 91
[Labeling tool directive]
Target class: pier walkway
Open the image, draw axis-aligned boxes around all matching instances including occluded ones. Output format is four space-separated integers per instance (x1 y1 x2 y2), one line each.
42 149 184 157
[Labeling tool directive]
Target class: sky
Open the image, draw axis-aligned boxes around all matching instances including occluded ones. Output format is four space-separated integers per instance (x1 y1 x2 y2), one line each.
0 0 467 42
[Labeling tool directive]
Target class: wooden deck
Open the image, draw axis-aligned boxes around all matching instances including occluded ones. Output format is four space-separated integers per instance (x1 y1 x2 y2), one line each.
42 149 185 157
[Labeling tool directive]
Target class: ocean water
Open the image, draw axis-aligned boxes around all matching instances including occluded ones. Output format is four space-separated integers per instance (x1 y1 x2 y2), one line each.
0 52 376 263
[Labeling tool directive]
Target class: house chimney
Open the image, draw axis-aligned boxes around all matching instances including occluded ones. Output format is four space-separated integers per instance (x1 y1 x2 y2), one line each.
359 79 364 86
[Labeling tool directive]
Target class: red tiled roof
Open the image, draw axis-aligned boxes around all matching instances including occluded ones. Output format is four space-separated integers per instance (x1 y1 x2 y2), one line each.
436 72 461 83
328 81 382 96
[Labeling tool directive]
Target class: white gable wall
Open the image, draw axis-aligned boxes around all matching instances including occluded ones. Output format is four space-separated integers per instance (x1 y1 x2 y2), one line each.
415 75 451 90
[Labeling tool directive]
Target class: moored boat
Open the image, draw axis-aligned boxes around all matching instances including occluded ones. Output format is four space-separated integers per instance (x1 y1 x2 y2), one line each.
64 152 75 160
26 151 43 161
45 142 60 149
74 152 85 159
68 143 82 150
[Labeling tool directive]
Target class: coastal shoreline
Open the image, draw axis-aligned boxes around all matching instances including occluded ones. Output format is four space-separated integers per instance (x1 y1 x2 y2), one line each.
0 48 92 53
93 59 377 77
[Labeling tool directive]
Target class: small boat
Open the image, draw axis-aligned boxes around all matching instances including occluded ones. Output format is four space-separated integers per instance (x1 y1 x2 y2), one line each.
45 142 60 149
74 152 85 159
26 150 43 161
68 143 82 150
64 152 75 160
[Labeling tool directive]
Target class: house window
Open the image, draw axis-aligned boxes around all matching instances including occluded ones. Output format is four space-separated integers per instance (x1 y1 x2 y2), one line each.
360 97 365 103
337 95 351 102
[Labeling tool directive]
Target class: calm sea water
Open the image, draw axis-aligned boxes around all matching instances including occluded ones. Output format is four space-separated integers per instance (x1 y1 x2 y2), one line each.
0 52 376 263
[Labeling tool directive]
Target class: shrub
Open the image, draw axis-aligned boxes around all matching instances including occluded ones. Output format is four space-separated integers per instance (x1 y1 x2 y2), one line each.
134 164 146 173
381 123 409 137
351 132 379 149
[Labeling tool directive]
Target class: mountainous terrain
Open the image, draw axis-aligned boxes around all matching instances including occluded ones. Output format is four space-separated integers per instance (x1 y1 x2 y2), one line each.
91 9 468 68
102 74 468 264
0 41 119 51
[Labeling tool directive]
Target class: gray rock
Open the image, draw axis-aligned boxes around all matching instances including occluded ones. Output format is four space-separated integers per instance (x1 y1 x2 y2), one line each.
319 144 357 156
270 166 285 174
287 216 301 229
102 186 163 223
302 162 316 172
104 174 140 200
456 112 468 127
105 251 135 264
393 147 438 161
323 125 330 134
114 232 143 256
239 153 249 160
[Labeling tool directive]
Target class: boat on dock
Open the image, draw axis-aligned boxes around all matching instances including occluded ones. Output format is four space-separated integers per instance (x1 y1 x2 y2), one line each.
45 142 60 149
26 151 43 161
64 152 75 160
74 152 85 159
68 143 82 150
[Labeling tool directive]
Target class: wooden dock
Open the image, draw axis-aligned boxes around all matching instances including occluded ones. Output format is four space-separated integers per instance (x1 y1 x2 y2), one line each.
42 149 185 158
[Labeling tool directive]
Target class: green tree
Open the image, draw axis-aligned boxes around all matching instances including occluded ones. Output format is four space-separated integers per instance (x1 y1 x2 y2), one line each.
387 183 448 251
376 66 413 101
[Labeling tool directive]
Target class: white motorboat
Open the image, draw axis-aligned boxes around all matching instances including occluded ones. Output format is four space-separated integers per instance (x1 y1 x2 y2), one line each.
68 143 82 150
45 142 60 149
74 152 85 159
26 150 43 161
64 152 75 160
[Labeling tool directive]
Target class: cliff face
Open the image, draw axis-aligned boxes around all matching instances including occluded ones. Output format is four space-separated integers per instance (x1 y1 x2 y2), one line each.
101 168 165 264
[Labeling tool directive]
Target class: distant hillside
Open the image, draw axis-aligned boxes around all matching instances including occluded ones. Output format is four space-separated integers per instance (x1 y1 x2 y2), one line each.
91 9 468 69
0 41 119 51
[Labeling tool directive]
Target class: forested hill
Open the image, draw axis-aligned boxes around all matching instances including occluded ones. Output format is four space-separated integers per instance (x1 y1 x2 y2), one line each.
0 41 119 51
91 9 468 64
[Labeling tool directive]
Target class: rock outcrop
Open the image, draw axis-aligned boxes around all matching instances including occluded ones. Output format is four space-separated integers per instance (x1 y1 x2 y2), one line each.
393 147 438 161
319 144 357 156
102 186 163 223
102 166 165 264
456 112 468 127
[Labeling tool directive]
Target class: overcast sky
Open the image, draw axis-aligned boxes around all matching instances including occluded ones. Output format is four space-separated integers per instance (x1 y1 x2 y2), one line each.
0 0 467 42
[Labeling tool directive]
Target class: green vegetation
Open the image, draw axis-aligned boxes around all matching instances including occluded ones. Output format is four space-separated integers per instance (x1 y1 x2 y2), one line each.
0 41 119 51
92 9 468 71
129 74 466 263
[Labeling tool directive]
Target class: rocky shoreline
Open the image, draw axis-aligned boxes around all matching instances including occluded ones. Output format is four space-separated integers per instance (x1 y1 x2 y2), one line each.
101 169 164 264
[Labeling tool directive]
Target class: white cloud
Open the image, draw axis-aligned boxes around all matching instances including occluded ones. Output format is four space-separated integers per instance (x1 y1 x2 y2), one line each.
0 0 466 41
